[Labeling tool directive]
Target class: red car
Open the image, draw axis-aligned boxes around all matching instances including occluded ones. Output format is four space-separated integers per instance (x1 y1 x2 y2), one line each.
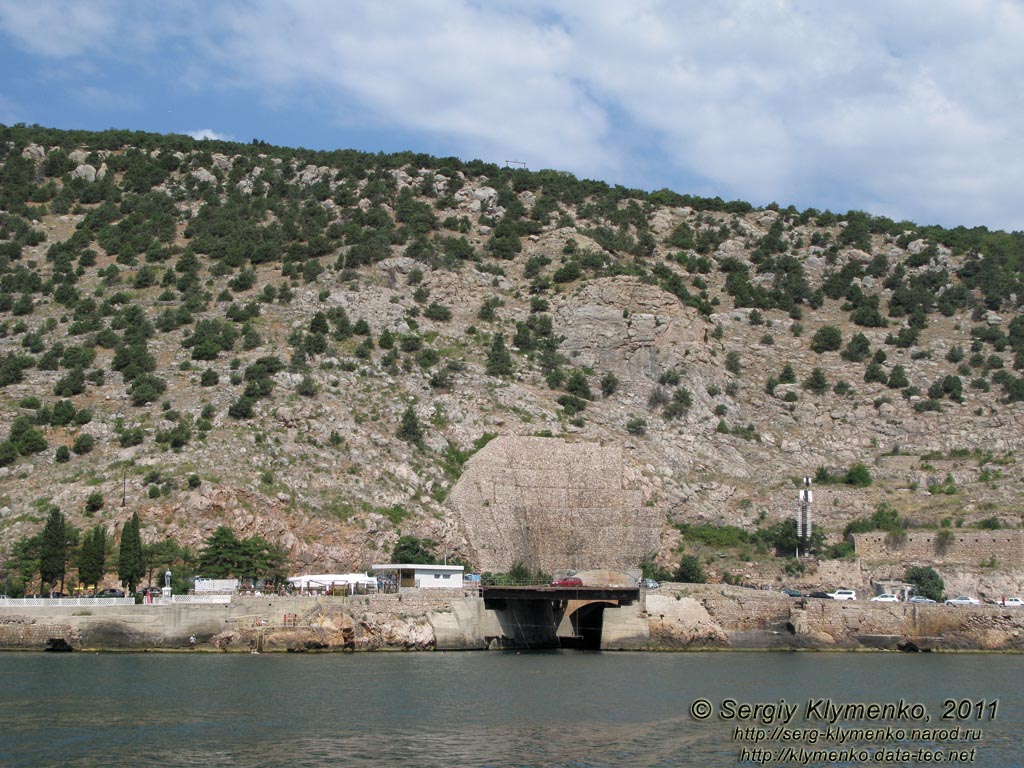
551 577 583 587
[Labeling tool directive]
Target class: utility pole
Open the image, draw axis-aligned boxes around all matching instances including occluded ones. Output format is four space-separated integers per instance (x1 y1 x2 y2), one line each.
796 476 812 558
121 465 127 507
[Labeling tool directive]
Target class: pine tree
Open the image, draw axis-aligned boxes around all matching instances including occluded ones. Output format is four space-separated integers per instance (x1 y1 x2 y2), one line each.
118 512 145 594
39 508 67 594
397 404 423 448
485 332 514 377
803 367 829 394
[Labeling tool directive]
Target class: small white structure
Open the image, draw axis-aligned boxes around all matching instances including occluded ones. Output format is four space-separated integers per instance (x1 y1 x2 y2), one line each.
371 563 464 590
287 573 377 595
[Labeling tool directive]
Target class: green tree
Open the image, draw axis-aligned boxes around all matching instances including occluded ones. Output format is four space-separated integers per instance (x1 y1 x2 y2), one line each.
600 372 619 397
9 415 47 455
390 535 438 564
803 367 829 394
810 325 842 353
0 441 16 467
757 518 825 555
397 404 424 447
565 369 593 399
485 332 514 376
197 526 286 581
886 365 909 389
905 566 944 602
196 526 243 578
118 511 145 594
143 538 185 588
844 463 873 487
39 508 68 593
78 525 107 589
842 332 872 362
674 554 706 583
72 432 95 455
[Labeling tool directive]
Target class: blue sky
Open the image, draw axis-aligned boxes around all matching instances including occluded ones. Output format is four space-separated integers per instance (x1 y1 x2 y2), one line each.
1 1 1022 231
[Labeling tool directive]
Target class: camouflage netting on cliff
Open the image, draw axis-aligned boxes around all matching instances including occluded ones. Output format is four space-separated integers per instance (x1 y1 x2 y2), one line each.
450 436 658 573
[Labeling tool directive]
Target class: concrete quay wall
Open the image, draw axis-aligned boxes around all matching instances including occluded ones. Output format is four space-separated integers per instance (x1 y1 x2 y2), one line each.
4 586 1024 652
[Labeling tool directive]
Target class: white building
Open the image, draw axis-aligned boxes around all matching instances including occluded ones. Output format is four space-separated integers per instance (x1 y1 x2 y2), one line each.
371 563 464 590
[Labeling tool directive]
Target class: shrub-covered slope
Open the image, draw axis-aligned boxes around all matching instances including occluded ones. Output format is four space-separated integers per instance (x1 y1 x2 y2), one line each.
1 124 1023 587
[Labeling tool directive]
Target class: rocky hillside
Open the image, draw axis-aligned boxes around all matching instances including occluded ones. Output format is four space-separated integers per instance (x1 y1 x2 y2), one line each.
1 125 1023 585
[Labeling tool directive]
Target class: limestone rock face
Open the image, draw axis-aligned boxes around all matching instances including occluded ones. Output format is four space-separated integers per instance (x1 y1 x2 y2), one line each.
72 164 97 182
191 167 217 185
450 436 656 573
553 277 711 380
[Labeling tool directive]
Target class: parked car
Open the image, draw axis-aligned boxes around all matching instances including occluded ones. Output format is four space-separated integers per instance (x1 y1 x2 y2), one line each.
641 579 660 589
805 591 833 599
909 596 936 604
551 577 583 588
1000 597 1023 607
945 596 980 606
782 588 803 598
870 593 899 602
829 589 857 601
95 588 126 598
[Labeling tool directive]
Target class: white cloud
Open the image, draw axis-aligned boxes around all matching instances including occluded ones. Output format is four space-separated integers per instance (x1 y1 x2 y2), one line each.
0 0 118 57
6 0 1024 229
187 128 233 141
187 0 1024 229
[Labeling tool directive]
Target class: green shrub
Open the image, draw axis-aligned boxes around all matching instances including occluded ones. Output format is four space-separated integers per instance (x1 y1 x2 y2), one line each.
423 302 452 322
905 566 944 602
802 367 828 394
85 492 104 513
810 325 842 353
844 463 872 487
674 554 706 583
625 417 647 436
72 433 95 455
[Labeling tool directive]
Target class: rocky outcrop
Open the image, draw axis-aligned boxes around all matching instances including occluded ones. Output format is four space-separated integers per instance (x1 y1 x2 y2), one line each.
644 593 729 648
554 277 712 380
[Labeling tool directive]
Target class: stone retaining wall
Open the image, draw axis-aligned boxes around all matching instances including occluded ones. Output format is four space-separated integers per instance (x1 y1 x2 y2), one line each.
853 530 1024 565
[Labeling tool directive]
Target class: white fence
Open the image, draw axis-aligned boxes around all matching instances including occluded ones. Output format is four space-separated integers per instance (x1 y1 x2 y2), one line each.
0 597 136 608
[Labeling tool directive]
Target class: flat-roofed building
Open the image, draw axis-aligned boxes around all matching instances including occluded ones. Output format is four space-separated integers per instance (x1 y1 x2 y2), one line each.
371 563 464 590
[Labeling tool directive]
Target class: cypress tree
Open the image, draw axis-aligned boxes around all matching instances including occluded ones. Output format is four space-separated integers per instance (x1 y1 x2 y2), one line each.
118 512 145 594
39 508 67 594
79 525 107 589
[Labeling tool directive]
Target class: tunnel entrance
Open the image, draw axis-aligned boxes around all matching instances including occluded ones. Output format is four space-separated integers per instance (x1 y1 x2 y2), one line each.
561 603 607 650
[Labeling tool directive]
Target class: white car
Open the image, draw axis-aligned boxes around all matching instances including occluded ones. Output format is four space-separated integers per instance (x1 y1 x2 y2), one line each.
870 593 899 602
1001 597 1023 607
909 596 936 604
829 589 857 601
945 595 980 606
